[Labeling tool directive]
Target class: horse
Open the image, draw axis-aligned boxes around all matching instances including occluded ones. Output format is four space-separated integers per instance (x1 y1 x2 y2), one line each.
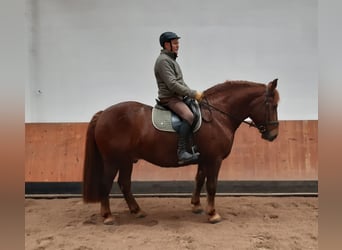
83 79 280 224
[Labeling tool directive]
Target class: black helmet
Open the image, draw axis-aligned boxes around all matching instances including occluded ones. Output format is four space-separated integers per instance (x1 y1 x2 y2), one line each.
159 32 181 47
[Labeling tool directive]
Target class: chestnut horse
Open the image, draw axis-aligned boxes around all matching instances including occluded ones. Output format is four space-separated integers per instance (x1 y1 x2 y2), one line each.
83 79 280 224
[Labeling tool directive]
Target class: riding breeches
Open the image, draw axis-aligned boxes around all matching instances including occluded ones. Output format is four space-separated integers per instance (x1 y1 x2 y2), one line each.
159 97 194 125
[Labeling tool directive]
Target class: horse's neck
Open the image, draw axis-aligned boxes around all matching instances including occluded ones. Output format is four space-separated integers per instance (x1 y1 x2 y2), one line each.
206 83 264 127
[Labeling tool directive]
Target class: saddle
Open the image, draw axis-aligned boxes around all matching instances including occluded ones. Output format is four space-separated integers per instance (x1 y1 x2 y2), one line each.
152 97 202 133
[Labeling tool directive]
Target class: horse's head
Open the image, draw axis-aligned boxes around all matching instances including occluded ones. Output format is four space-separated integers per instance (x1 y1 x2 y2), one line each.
249 79 279 141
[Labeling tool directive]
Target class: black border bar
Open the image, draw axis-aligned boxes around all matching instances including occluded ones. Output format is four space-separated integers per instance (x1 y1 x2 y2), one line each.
25 180 318 196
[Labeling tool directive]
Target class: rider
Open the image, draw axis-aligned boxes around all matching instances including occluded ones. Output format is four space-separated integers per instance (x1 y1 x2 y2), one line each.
154 31 204 164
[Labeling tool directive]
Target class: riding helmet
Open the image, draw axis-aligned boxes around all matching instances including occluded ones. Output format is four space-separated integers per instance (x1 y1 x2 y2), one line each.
159 32 181 47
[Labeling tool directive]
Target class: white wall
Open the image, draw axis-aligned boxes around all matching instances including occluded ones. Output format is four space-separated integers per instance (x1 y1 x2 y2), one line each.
25 0 318 122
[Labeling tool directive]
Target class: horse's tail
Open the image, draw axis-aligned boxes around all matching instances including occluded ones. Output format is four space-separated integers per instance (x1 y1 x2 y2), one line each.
82 111 105 203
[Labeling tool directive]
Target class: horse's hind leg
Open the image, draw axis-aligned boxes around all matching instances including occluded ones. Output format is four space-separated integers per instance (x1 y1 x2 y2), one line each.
118 162 146 218
191 164 206 214
100 161 119 225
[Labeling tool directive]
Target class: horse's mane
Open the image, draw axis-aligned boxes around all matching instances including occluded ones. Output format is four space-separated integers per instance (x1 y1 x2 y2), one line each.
204 80 279 104
204 80 264 97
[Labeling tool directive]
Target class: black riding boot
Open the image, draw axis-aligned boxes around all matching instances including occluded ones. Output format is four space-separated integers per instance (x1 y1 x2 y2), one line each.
177 121 200 164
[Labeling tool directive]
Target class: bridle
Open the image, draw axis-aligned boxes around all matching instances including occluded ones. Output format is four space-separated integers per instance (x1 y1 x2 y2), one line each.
199 85 279 134
259 85 279 132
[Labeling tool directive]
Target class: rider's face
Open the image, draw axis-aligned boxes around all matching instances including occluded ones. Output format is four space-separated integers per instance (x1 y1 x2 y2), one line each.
165 39 179 54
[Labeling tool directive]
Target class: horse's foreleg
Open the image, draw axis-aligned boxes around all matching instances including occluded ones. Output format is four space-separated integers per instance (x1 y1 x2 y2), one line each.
100 163 119 225
191 165 206 214
205 160 222 223
118 163 146 218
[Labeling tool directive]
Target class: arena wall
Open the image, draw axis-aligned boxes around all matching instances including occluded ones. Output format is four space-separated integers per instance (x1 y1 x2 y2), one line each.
25 120 317 182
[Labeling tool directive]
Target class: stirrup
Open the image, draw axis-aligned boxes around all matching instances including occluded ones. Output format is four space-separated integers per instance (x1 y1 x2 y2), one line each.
178 151 200 164
191 145 199 155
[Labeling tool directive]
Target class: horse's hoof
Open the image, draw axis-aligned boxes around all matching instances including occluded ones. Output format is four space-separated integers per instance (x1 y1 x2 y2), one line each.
208 213 222 224
103 216 117 225
134 210 147 218
192 205 204 214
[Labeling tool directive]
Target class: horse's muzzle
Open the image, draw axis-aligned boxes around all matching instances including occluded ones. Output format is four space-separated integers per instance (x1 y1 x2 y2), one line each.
262 132 278 141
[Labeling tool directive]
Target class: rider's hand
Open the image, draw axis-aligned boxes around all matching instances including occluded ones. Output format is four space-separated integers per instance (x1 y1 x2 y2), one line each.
194 91 204 102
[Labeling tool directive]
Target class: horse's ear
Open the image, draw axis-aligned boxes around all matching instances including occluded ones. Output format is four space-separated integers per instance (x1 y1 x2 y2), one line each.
268 78 278 91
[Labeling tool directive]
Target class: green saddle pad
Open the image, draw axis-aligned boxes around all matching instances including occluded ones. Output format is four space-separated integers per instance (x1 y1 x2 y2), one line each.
152 106 201 133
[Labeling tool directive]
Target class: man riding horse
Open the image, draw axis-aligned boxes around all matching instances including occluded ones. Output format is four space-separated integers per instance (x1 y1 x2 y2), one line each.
154 31 204 164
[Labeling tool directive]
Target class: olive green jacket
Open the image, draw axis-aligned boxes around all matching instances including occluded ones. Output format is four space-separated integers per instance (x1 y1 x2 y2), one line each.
154 49 197 99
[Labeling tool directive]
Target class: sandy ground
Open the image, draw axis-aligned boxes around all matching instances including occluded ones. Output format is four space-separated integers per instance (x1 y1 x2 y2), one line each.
25 196 318 250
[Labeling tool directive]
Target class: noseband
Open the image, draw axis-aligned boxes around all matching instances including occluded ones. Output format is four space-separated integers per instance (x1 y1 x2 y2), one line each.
200 85 278 134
